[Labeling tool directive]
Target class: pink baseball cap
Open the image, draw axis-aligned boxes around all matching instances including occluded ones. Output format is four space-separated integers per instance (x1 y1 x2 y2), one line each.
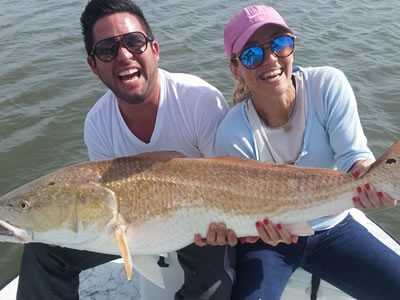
224 5 293 58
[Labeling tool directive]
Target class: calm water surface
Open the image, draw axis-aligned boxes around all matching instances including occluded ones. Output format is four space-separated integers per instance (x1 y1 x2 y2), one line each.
1 0 399 286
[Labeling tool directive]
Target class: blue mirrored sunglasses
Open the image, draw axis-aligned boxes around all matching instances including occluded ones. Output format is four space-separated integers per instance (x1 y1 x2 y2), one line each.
91 31 153 62
235 35 295 69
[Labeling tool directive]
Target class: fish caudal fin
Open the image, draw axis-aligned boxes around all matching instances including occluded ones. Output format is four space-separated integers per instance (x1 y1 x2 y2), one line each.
115 225 133 280
283 221 315 236
132 255 166 288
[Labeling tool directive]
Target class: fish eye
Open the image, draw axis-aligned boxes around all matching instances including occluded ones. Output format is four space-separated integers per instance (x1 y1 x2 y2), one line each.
19 200 30 210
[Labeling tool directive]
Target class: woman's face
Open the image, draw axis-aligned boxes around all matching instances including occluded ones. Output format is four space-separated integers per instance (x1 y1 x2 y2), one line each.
230 24 294 100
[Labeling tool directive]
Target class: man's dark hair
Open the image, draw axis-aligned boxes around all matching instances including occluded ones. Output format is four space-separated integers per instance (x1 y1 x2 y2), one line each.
80 0 154 56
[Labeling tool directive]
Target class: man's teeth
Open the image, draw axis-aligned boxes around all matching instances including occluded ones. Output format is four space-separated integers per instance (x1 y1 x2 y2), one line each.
118 68 139 76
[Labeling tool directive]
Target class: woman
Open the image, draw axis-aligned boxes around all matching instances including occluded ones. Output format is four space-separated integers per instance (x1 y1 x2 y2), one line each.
214 5 400 300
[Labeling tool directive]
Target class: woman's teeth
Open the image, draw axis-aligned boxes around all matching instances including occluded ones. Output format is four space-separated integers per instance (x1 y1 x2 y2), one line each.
261 69 282 79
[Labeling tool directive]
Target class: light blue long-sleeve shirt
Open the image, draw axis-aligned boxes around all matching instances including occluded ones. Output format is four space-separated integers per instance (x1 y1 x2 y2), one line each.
214 66 374 230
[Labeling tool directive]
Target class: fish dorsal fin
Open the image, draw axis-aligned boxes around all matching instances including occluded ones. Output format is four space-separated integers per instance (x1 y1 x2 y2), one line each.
203 156 342 176
115 225 133 280
372 139 400 168
131 151 187 160
204 155 277 167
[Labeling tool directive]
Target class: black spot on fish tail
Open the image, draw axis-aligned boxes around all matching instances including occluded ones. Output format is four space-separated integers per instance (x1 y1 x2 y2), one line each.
157 256 169 268
385 158 397 164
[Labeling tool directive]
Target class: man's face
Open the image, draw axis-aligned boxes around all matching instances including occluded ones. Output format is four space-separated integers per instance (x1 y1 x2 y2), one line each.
87 12 159 104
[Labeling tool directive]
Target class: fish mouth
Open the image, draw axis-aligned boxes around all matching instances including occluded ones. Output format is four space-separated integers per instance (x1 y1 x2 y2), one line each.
0 220 32 243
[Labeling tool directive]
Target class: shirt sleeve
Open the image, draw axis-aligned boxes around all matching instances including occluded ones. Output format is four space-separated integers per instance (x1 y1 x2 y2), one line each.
193 87 230 157
318 67 374 171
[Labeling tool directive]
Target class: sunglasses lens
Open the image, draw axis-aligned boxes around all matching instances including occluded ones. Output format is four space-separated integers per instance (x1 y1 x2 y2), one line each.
238 35 295 69
94 39 119 62
240 46 264 69
271 36 294 58
122 32 148 54
93 32 151 62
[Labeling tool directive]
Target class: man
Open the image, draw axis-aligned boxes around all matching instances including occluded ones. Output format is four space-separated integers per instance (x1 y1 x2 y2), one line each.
17 0 235 299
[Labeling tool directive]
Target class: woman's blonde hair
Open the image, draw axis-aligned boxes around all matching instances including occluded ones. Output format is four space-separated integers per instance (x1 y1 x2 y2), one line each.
230 58 250 105
232 80 250 105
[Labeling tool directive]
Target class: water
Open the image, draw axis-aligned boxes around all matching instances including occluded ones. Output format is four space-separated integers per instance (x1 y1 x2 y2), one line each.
1 0 399 287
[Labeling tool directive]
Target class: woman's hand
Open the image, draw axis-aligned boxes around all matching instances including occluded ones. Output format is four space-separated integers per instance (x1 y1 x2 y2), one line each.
351 159 397 210
353 183 396 209
251 218 298 246
194 223 238 247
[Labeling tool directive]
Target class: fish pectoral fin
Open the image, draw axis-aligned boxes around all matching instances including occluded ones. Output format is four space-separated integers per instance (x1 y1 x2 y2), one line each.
283 222 314 236
115 225 133 280
132 255 165 289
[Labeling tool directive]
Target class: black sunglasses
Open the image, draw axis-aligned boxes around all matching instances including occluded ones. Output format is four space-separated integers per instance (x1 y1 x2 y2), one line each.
91 31 154 62
232 35 295 69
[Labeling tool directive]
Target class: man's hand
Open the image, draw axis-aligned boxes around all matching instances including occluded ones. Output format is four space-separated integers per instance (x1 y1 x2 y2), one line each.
194 223 238 247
